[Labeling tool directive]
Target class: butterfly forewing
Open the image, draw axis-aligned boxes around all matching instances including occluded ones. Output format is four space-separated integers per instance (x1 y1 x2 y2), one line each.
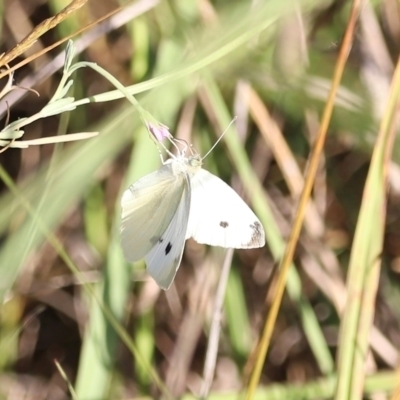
120 163 186 262
186 169 265 248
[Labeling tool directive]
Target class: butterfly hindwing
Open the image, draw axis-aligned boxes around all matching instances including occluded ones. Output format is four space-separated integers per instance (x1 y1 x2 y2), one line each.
120 163 186 262
145 174 191 289
186 169 265 248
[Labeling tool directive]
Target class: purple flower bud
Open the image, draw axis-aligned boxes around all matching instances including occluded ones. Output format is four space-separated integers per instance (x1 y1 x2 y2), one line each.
147 122 171 142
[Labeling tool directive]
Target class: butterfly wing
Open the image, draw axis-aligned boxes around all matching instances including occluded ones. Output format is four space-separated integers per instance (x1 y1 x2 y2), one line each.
145 175 191 289
186 169 265 248
120 163 186 262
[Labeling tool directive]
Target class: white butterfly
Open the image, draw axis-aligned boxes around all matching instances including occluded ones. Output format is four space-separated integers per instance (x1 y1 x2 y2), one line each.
120 140 265 290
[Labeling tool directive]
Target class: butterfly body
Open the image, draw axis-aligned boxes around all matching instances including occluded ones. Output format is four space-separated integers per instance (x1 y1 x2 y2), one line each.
121 152 265 289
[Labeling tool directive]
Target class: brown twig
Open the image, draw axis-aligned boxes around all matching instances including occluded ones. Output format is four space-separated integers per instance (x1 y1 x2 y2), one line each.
0 0 88 68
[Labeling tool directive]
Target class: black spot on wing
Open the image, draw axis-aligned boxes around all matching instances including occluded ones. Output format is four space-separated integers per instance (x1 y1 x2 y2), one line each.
248 221 264 247
220 221 229 228
165 242 172 255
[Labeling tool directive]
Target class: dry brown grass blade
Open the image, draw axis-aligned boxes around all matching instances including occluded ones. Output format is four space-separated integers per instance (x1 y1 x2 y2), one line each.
389 365 400 400
248 88 323 236
0 0 88 68
244 0 362 398
0 1 141 81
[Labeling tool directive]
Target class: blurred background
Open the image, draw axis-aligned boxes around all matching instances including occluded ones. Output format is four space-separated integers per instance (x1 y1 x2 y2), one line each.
0 0 399 399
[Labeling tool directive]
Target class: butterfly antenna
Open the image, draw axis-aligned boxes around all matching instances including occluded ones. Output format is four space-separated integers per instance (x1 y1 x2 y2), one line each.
202 116 237 160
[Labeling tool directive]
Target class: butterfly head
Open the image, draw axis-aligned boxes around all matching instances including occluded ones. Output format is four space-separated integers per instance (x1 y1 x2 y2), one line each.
188 154 203 167
172 141 203 168
175 147 202 173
